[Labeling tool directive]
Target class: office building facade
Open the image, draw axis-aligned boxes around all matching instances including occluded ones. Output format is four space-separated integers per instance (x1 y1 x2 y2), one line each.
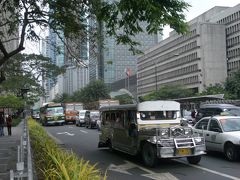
137 4 240 97
102 22 159 86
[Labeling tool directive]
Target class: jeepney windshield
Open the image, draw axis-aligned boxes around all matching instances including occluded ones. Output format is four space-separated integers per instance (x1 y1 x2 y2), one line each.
139 111 177 120
66 105 74 110
47 107 64 115
75 105 83 111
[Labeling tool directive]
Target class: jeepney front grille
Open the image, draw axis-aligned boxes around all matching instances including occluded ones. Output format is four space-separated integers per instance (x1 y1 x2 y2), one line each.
159 139 174 147
174 138 195 148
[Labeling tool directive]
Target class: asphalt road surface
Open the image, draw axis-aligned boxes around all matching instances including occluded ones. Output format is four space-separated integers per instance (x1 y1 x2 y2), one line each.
44 124 240 180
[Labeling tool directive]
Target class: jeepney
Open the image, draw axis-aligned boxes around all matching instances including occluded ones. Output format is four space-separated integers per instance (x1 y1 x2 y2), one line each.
40 103 65 126
64 102 83 124
98 100 206 167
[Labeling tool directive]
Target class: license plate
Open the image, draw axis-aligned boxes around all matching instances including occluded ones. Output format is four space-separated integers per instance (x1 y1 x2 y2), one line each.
176 148 191 156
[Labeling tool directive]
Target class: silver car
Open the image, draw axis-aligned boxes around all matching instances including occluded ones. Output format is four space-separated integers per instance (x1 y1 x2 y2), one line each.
193 115 240 161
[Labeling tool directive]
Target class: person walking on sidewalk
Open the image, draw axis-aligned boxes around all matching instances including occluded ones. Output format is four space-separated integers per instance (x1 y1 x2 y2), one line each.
6 115 12 136
0 114 5 136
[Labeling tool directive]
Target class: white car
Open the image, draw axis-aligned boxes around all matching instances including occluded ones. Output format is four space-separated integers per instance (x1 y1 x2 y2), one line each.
193 115 240 161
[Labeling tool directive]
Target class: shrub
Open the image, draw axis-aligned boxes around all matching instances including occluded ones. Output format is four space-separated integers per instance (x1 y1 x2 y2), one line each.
12 117 22 127
28 118 106 180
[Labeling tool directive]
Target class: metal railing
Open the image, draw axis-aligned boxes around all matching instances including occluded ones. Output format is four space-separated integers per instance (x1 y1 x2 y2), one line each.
10 118 33 180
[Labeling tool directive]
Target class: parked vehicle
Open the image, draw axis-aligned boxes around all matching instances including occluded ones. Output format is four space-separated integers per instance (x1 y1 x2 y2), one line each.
98 100 206 167
85 111 100 129
193 115 240 161
64 102 83 124
40 103 65 126
76 110 90 127
32 108 40 121
195 104 240 122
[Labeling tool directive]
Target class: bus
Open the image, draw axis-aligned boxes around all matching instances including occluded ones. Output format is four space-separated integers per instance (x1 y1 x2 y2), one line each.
40 103 65 126
64 102 83 124
98 100 206 167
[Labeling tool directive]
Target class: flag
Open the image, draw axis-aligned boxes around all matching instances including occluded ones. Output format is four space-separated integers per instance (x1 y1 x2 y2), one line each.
125 67 131 77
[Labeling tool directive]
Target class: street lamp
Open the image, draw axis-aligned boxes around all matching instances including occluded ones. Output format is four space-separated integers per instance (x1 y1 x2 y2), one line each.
155 62 158 91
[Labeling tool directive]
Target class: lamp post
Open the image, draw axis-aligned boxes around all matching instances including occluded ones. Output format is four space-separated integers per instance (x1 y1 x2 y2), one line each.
155 62 158 91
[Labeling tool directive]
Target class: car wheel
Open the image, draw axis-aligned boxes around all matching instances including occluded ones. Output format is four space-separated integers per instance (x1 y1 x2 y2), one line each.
224 143 239 161
142 143 158 167
187 156 201 164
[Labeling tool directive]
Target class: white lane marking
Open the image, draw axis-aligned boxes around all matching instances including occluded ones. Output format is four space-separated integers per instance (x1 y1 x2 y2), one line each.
108 161 135 175
108 160 178 179
175 159 240 180
142 172 178 180
57 132 74 136
80 130 88 134
125 160 178 180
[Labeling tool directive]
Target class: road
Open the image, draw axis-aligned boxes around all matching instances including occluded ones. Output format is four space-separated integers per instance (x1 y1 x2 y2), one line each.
44 124 240 180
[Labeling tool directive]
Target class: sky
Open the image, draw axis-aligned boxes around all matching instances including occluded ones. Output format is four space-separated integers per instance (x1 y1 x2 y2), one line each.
162 0 240 39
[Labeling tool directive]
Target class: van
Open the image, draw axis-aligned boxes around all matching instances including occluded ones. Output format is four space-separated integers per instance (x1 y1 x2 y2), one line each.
76 110 90 127
195 104 240 122
85 111 100 129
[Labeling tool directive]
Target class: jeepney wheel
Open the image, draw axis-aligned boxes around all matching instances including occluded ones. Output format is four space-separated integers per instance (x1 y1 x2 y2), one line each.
187 155 201 164
107 139 114 152
142 143 158 167
224 142 239 161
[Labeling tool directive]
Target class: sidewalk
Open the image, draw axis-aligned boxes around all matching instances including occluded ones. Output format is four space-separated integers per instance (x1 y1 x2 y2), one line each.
0 121 23 180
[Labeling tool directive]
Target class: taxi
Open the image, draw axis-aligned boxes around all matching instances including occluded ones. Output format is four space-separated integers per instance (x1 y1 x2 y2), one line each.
193 114 240 161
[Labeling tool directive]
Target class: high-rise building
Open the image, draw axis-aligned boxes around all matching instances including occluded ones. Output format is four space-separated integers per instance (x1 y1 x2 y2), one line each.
137 4 240 97
101 22 159 86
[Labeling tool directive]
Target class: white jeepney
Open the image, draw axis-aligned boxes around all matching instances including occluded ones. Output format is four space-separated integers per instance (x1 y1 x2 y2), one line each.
98 100 206 167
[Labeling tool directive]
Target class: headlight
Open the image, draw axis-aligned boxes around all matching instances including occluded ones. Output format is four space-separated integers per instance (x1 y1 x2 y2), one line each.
194 137 204 145
160 128 170 138
149 136 157 143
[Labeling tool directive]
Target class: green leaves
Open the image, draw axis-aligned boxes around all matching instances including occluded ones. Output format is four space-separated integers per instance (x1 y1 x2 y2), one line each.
0 53 65 104
142 84 194 101
0 95 24 109
1 0 190 65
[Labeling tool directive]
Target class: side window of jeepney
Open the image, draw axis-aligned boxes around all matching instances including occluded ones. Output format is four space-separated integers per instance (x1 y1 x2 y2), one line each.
103 112 111 125
125 110 136 127
115 111 124 128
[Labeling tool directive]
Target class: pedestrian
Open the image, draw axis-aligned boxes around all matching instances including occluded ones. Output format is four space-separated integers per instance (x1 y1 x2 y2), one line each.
6 115 12 136
0 114 5 136
191 109 197 125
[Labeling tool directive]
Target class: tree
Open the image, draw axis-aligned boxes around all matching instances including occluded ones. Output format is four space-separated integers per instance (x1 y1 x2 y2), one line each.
198 83 226 96
225 71 240 99
0 54 65 103
52 93 73 103
0 0 190 66
0 95 24 109
113 94 134 104
142 84 194 101
72 80 110 103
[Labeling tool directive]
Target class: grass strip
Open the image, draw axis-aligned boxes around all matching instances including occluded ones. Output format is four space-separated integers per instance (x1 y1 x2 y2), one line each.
28 118 107 180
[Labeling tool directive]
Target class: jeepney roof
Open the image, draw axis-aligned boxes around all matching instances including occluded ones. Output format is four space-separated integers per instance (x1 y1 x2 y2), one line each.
99 104 137 111
138 101 180 111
